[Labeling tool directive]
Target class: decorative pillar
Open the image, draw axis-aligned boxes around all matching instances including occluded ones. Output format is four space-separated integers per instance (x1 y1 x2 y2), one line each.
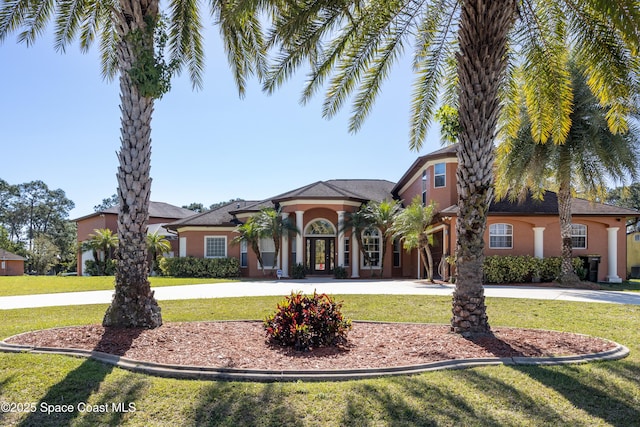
281 212 289 277
351 229 359 278
295 211 304 265
606 227 622 283
179 237 186 258
533 227 545 259
337 211 345 267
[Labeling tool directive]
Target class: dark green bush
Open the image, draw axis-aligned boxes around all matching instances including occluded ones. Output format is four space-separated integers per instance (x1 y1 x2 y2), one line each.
84 259 116 276
483 255 585 284
264 291 352 351
159 256 240 278
334 266 348 279
291 263 306 279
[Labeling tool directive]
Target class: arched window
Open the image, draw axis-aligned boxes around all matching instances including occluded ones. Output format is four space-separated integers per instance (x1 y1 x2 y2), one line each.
571 224 587 249
489 223 513 249
305 219 336 236
362 228 381 267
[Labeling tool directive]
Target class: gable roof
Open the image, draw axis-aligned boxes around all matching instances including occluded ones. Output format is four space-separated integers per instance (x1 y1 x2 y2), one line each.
440 191 640 217
392 144 458 196
0 248 25 261
272 179 395 203
166 200 263 229
74 201 195 222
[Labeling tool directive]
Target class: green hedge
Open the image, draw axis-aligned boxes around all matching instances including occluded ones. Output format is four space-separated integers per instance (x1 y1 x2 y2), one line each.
159 257 240 278
483 255 585 284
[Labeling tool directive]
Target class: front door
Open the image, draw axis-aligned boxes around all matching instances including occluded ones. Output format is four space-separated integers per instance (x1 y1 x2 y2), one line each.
306 238 334 275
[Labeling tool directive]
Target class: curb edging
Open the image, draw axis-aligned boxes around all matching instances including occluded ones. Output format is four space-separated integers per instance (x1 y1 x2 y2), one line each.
0 339 629 382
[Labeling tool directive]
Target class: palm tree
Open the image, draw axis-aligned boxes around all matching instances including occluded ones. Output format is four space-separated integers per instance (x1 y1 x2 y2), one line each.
254 207 299 270
232 218 266 274
146 231 171 275
1 0 266 327
391 196 438 282
364 200 401 278
82 228 119 276
496 63 639 284
264 1 639 335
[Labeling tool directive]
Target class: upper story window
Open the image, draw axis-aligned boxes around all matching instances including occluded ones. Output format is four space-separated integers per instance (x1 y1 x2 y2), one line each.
421 170 428 206
434 163 446 188
205 236 227 258
571 224 587 249
489 223 513 249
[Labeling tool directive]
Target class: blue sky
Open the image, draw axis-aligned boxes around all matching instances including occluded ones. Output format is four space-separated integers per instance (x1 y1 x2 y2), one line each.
1 25 443 219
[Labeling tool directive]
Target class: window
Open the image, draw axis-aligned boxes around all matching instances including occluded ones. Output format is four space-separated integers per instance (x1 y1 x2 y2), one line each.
205 236 227 258
489 224 513 249
634 234 640 243
362 228 381 267
393 238 401 268
344 237 350 267
305 219 336 235
421 170 428 206
434 163 446 188
260 237 277 268
240 240 248 268
571 224 587 249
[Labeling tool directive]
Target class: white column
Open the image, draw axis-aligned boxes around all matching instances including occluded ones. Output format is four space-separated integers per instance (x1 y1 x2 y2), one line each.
295 211 304 265
179 237 187 257
606 227 622 283
337 211 345 267
351 229 359 278
281 212 289 277
533 227 545 259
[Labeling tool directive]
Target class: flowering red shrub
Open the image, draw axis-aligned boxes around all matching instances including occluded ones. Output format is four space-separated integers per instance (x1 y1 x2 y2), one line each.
264 291 352 351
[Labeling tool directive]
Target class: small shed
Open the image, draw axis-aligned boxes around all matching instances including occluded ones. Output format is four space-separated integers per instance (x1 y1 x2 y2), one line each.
0 249 25 276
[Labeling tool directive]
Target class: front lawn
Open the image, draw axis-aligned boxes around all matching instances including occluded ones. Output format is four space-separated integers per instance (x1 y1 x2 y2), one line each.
0 276 235 297
0 295 639 426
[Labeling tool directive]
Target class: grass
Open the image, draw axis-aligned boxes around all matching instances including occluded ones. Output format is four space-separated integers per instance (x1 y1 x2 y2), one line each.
0 276 234 297
1 294 639 426
599 278 640 292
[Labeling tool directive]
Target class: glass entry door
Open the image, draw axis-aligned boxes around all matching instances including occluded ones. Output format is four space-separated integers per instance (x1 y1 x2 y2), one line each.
306 238 334 274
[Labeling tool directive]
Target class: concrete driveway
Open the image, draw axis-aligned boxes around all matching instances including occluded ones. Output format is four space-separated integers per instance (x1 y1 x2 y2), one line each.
1 278 640 310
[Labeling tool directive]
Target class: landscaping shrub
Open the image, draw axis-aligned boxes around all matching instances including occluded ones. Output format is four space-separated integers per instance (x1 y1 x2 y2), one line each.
84 259 116 276
159 256 240 278
264 291 352 351
483 255 586 284
334 266 348 279
291 263 306 279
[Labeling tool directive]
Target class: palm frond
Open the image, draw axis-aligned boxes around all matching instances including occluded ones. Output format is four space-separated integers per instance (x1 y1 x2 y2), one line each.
517 2 573 144
169 0 205 90
213 0 267 97
16 0 55 46
410 0 458 150
0 0 35 42
53 0 91 52
99 16 119 81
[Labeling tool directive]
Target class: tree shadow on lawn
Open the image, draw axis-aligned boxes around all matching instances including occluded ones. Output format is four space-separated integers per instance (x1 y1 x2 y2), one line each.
189 382 305 426
515 361 640 427
341 370 576 426
18 328 144 427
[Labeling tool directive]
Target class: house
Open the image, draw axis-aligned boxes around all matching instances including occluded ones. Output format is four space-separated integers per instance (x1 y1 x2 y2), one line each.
0 248 25 276
394 145 640 282
74 202 195 275
165 144 640 282
165 181 397 278
75 145 640 281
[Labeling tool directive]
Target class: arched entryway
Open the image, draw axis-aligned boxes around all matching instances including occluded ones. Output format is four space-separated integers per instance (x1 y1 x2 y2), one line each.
305 219 336 275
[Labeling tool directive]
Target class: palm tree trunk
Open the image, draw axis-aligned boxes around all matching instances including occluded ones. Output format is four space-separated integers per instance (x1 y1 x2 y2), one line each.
452 0 516 335
422 246 434 282
103 0 162 328
557 180 580 284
